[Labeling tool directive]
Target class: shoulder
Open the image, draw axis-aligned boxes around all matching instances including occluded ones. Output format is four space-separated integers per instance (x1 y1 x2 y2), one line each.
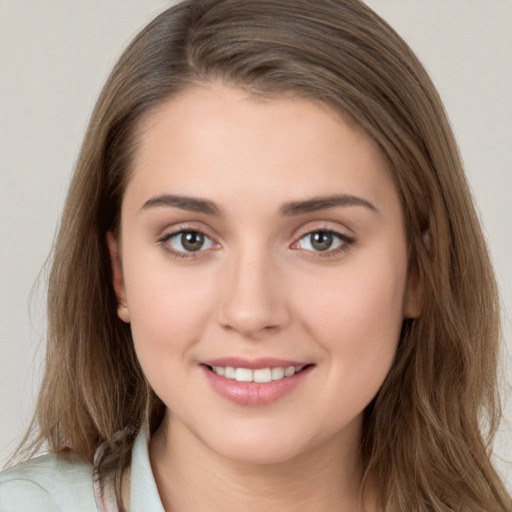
0 452 98 512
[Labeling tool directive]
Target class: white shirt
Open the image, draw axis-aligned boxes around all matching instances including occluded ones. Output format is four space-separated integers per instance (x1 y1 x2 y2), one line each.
0 430 164 511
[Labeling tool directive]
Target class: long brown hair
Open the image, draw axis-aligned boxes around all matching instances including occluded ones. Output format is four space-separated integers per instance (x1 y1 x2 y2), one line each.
13 1 511 510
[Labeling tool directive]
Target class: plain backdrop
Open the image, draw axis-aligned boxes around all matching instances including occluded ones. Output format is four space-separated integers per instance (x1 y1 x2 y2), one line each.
1 0 511 488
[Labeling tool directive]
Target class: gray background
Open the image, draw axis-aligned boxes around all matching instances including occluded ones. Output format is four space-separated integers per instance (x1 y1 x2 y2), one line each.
1 0 510 488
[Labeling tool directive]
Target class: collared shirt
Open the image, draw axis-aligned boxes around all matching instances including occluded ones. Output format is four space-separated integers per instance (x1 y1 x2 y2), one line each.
0 431 164 511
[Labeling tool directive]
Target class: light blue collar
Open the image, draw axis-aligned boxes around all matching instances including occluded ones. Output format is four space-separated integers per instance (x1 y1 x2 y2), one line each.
129 430 165 512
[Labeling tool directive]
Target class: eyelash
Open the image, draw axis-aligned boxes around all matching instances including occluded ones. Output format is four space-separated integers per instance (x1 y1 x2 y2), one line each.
158 228 218 260
158 228 355 260
292 229 355 259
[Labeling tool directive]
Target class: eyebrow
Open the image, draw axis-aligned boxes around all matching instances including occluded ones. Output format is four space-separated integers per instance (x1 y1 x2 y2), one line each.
141 194 224 216
140 193 378 216
280 194 378 216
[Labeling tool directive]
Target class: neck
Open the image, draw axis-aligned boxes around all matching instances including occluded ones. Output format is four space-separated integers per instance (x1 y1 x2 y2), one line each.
149 414 375 512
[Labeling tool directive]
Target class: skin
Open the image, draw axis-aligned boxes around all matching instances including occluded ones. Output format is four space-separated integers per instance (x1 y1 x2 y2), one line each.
108 83 420 511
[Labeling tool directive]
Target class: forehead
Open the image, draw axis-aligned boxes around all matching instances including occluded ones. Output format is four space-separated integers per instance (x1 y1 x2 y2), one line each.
125 83 398 214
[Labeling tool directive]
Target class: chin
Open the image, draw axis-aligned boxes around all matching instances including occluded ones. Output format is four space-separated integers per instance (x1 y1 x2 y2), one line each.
197 420 329 466
214 438 309 466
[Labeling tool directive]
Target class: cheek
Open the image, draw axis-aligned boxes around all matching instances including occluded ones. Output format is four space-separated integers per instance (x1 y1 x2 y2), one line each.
295 249 408 386
123 261 217 373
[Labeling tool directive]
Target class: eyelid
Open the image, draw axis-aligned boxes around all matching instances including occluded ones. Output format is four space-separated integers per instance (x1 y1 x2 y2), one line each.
157 223 221 258
292 230 353 248
168 231 217 250
291 221 354 242
157 222 218 242
290 223 356 257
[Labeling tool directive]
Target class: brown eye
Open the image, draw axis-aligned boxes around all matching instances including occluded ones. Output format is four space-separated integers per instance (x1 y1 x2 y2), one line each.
181 231 205 252
294 229 354 255
162 230 217 255
310 231 334 251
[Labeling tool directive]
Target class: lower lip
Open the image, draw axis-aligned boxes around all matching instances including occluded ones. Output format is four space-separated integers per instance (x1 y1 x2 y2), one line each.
201 365 313 406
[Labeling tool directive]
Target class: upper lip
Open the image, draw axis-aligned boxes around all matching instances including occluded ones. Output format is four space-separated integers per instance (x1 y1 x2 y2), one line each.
201 357 310 369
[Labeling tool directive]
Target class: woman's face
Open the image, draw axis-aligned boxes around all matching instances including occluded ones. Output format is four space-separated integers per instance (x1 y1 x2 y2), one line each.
109 84 420 464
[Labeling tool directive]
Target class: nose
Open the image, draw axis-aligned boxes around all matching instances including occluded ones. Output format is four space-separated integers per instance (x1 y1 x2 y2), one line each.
216 247 290 338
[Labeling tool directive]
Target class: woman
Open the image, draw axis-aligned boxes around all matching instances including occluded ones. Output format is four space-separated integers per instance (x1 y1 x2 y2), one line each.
1 1 510 510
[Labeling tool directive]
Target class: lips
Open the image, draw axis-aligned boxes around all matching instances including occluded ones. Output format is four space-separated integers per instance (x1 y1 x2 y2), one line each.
201 358 313 406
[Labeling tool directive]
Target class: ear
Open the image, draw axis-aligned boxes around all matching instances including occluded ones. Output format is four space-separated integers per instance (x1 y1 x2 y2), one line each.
106 232 130 323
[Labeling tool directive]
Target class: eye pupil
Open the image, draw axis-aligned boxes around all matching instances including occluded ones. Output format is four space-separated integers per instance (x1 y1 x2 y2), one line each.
311 231 333 251
181 231 204 251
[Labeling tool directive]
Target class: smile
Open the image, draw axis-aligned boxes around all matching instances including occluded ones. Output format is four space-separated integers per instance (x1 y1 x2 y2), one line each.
209 365 305 383
201 359 313 406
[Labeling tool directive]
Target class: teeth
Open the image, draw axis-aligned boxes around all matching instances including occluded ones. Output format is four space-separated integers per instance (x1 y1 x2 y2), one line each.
235 368 253 382
211 365 304 382
271 367 284 380
284 366 295 377
253 368 272 383
224 367 236 379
